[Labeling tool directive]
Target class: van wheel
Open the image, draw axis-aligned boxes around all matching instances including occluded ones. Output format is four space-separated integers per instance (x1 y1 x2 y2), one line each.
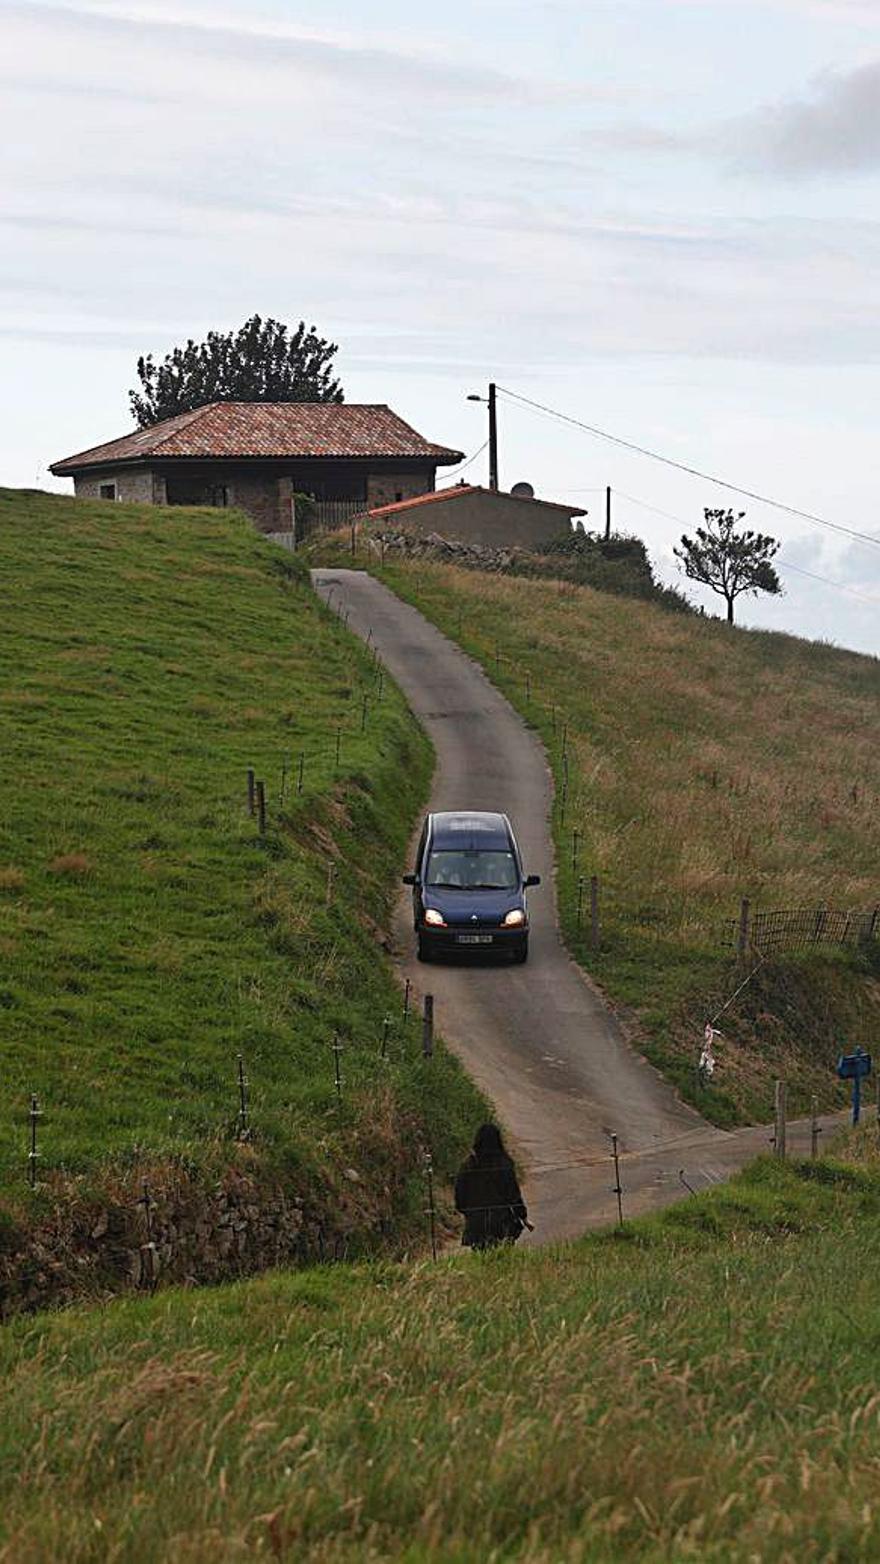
512 944 528 965
417 937 432 963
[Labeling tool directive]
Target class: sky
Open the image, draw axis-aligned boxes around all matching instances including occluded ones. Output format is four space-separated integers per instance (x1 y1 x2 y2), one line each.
2 0 880 653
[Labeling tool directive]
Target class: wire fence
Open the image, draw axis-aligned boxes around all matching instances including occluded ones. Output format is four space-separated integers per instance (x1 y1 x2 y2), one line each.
724 902 879 958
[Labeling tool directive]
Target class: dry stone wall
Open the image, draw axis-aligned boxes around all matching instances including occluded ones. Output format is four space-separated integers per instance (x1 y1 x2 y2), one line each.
0 1134 422 1321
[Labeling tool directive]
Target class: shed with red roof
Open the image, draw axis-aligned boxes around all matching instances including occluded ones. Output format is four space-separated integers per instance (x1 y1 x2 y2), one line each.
363 484 586 551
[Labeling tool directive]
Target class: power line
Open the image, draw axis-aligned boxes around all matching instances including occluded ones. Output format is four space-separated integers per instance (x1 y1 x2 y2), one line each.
776 559 880 607
616 489 880 606
497 385 880 553
438 439 489 486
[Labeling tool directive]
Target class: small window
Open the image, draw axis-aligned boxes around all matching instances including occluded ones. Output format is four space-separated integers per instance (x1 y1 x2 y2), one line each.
99 482 116 501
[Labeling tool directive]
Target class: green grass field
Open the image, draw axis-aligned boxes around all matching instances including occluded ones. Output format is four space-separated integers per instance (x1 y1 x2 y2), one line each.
3 1147 880 1561
328 551 880 1128
4 505 880 1561
0 490 483 1229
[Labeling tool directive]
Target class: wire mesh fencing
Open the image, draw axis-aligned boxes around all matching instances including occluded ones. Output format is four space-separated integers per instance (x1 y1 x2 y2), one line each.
723 901 879 958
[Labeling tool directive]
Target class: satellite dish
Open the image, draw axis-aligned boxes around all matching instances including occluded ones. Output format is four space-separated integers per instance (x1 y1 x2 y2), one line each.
510 481 535 499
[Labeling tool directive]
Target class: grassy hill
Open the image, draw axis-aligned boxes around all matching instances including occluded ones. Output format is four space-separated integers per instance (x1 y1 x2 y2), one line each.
0 490 483 1265
342 552 880 1127
3 1145 880 1560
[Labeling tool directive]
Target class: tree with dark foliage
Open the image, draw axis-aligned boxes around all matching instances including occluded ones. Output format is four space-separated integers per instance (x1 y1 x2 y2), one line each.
674 508 781 625
129 315 344 427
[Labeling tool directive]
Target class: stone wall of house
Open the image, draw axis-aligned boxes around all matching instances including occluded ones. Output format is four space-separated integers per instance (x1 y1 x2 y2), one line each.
366 469 435 509
226 474 287 533
74 468 165 505
383 492 576 550
69 464 442 531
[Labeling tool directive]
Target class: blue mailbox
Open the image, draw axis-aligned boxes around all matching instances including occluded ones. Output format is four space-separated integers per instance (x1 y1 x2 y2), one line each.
837 1046 872 1125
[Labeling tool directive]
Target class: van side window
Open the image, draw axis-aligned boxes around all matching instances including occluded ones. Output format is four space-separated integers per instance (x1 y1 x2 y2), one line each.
416 819 429 873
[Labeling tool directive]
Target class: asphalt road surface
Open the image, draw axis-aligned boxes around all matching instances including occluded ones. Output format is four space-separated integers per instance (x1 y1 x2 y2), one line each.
313 569 840 1242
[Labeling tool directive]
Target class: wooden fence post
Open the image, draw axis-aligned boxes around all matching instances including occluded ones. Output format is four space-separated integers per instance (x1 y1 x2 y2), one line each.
256 780 266 836
590 875 600 952
246 768 255 816
737 897 751 960
422 994 434 1058
810 1095 820 1160
774 1079 787 1159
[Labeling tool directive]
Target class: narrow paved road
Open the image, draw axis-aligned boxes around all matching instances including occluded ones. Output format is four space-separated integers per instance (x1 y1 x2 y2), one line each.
314 570 840 1240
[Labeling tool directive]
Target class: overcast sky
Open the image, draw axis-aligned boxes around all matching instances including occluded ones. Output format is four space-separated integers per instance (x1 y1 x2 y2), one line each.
3 0 880 652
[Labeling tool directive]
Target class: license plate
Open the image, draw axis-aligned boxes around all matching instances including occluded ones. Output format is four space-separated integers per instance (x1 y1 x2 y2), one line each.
456 933 493 945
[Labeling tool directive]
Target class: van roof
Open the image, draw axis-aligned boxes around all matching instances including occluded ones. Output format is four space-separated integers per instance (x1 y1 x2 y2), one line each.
429 811 513 851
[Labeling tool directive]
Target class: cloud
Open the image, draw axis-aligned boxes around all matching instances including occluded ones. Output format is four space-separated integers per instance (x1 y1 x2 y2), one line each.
734 60 880 175
3 0 579 105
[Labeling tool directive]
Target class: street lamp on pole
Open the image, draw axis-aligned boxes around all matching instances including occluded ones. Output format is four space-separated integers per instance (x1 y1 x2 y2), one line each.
466 382 498 491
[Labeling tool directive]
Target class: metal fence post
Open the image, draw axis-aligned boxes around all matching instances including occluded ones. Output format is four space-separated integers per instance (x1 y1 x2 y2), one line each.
256 780 267 836
137 1181 159 1291
590 875 600 952
236 1053 250 1141
28 1093 41 1188
611 1133 624 1227
810 1095 820 1159
332 1033 343 1104
424 1152 438 1260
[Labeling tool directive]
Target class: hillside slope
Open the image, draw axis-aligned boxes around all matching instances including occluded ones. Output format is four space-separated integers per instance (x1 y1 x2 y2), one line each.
2 1150 880 1561
363 555 880 1126
0 490 483 1299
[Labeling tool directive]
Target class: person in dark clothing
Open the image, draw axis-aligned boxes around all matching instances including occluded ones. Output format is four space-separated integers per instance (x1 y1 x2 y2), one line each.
454 1123 529 1250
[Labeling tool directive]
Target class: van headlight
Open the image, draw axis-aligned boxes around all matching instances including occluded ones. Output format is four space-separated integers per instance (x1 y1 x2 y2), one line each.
424 908 446 927
503 909 526 927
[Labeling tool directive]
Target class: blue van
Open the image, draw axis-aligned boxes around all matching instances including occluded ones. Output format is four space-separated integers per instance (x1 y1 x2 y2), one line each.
403 811 540 963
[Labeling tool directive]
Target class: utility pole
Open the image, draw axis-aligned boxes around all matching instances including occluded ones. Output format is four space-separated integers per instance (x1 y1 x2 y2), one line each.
605 485 612 541
488 382 498 491
467 383 499 492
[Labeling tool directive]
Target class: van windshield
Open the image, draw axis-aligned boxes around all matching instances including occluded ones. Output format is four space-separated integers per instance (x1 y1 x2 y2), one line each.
425 849 519 891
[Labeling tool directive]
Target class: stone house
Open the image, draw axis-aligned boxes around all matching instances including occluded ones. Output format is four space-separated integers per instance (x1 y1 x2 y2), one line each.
51 402 464 535
363 483 586 551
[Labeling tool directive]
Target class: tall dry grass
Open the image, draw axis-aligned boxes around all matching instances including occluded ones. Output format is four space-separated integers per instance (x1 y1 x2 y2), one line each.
405 563 880 926
3 1158 880 1561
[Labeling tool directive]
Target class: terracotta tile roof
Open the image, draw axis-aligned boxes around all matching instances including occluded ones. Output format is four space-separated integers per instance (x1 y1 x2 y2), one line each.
51 403 464 473
366 486 479 517
367 484 586 519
